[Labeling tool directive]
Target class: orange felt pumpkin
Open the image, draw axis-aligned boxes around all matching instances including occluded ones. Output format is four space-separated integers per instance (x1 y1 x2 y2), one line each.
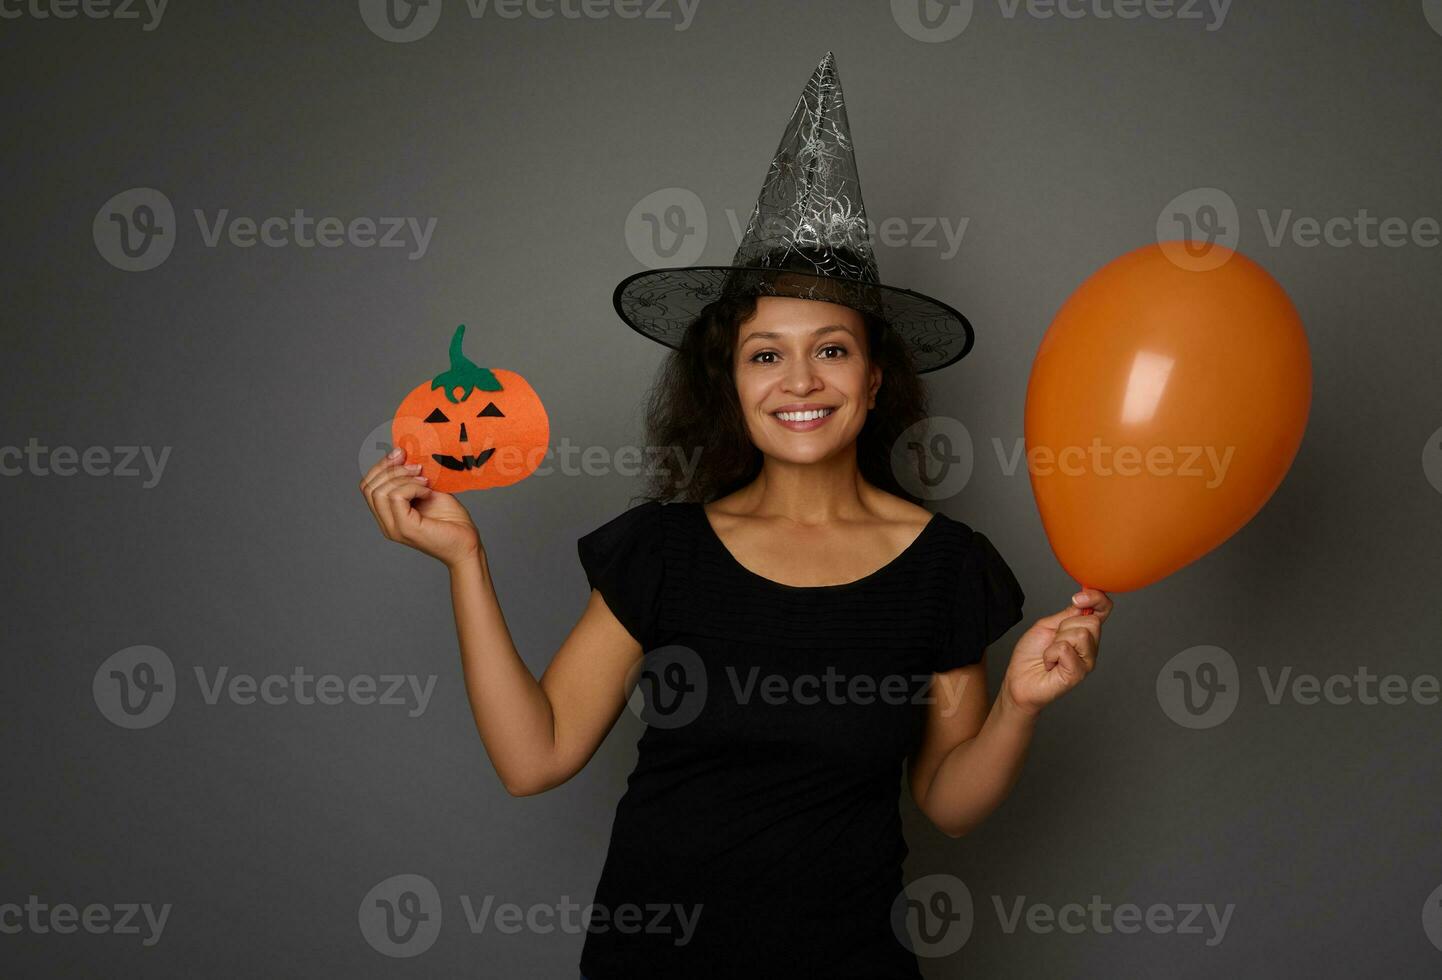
391 325 549 493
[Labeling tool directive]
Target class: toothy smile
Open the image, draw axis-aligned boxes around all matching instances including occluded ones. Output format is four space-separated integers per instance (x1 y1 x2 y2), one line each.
770 404 838 431
772 408 835 421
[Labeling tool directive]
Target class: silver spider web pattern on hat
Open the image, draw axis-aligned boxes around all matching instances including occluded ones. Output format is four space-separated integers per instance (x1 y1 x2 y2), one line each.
732 51 877 282
613 52 975 374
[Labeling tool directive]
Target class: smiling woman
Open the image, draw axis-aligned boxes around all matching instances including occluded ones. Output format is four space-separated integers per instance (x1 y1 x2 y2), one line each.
638 290 928 505
358 51 1112 980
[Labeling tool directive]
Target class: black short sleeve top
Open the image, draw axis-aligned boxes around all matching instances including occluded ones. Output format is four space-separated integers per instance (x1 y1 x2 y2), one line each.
575 500 1025 979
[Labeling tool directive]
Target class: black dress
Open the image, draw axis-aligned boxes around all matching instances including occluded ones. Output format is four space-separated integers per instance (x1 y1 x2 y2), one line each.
575 500 1025 979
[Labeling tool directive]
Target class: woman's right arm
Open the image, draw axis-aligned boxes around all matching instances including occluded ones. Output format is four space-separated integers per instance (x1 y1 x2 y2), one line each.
361 448 643 797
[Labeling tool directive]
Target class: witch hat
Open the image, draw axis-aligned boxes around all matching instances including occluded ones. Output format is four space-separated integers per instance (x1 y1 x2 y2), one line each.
613 51 974 373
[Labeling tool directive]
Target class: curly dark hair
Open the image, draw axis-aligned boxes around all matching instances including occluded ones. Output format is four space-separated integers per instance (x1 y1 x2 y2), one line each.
634 292 931 506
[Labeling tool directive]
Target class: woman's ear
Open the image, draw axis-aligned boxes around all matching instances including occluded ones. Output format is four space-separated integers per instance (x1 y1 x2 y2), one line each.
868 363 882 409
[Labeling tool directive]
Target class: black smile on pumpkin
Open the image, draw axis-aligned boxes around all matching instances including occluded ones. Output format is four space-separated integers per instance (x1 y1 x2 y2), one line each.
432 448 496 471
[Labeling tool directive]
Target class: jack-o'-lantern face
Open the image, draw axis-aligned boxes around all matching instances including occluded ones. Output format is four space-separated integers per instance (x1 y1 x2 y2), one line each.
391 325 549 493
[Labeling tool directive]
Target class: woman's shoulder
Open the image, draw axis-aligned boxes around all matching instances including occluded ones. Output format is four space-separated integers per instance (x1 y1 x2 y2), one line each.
579 497 668 544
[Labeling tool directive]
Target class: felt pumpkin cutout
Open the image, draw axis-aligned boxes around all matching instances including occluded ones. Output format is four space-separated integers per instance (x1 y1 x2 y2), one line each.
391 324 549 493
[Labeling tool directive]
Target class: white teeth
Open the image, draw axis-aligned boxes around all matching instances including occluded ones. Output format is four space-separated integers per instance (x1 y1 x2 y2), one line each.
775 408 834 422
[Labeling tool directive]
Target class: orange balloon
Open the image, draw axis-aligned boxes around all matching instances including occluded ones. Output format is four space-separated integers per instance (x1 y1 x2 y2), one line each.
1025 242 1311 592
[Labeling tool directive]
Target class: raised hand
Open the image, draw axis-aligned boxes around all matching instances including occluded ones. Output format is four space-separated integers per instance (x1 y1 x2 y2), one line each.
360 446 482 568
1001 589 1113 717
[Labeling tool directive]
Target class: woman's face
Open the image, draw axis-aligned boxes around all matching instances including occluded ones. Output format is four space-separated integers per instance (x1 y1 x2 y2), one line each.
733 295 881 465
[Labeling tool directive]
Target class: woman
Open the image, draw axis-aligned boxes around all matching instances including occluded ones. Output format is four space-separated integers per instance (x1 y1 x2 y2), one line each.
360 52 1112 980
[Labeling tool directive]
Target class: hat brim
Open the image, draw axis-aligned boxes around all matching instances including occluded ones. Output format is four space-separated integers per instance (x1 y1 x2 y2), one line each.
613 266 975 374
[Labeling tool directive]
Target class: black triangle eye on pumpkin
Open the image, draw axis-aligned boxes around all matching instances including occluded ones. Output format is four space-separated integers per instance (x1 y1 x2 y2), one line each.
390 324 550 494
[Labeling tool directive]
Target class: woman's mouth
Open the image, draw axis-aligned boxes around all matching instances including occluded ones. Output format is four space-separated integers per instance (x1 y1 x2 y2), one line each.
771 406 836 432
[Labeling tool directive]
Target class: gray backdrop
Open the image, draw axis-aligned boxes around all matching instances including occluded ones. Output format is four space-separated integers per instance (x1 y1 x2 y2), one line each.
3 1 1441 976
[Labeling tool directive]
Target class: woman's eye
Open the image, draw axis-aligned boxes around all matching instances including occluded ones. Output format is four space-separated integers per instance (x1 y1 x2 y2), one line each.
751 351 778 364
819 345 847 358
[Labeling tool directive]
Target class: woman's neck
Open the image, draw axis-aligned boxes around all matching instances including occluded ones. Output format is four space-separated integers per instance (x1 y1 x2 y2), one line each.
721 449 880 526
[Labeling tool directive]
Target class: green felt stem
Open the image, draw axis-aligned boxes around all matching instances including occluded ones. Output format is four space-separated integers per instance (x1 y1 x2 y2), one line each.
431 324 502 403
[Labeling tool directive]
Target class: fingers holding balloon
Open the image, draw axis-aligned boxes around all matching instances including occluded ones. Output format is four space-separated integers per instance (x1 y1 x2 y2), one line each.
1071 589 1113 621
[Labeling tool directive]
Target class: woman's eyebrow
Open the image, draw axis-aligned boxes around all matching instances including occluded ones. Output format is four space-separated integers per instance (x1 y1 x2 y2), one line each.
740 324 854 345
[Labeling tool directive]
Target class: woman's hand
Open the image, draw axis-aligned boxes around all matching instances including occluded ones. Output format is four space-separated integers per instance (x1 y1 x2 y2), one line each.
1001 589 1113 718
360 446 482 568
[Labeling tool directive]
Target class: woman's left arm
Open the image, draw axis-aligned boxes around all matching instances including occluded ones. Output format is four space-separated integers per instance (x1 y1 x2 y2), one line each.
907 589 1114 838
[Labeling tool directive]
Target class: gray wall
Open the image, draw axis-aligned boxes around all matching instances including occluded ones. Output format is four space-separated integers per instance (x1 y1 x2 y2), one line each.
3 1 1440 976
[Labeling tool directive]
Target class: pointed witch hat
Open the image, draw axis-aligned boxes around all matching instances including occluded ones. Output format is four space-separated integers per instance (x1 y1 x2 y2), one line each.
613 51 974 373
